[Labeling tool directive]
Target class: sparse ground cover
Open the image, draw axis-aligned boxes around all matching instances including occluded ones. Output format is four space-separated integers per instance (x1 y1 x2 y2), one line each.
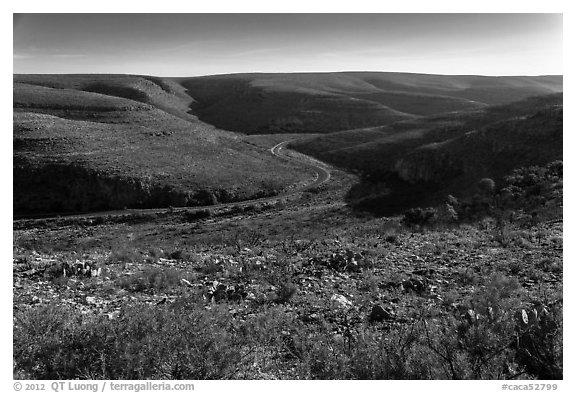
14 77 315 215
13 167 562 380
12 74 563 380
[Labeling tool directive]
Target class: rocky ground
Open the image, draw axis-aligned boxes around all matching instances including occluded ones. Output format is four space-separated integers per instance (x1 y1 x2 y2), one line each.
13 185 563 379
13 217 563 322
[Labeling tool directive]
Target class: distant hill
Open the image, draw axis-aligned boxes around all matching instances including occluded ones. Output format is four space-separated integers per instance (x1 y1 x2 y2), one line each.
175 72 562 134
13 74 312 215
14 74 197 121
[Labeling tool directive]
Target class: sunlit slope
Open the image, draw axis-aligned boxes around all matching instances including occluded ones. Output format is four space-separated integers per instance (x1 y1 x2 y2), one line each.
13 75 312 214
14 74 195 121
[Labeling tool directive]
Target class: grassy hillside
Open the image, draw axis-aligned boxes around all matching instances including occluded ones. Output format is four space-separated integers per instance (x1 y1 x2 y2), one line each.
176 72 561 134
13 75 314 215
14 74 195 121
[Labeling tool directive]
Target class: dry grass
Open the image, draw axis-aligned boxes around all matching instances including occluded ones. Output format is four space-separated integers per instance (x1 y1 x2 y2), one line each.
14 76 314 214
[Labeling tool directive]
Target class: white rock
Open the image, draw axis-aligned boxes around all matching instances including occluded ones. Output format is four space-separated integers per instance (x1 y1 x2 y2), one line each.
330 294 353 309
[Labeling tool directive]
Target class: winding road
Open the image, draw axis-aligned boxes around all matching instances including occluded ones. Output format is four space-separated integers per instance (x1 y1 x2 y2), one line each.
269 140 330 191
15 140 332 222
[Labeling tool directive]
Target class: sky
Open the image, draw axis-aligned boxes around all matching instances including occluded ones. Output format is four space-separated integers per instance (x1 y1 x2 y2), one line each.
13 13 563 76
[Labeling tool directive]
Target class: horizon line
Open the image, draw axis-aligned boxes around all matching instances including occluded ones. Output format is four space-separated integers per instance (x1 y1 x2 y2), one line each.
12 70 565 78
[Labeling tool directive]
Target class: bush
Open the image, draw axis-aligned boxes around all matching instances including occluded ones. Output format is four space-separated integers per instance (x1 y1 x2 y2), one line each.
117 267 183 292
403 207 438 227
182 209 211 222
198 257 224 275
230 205 243 215
497 161 563 220
478 178 496 196
437 203 458 223
13 290 563 379
188 190 218 206
109 246 141 264
14 301 247 379
168 249 190 260
243 204 256 212
275 282 298 304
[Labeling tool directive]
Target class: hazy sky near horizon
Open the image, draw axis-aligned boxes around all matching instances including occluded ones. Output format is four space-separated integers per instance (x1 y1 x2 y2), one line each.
13 14 562 76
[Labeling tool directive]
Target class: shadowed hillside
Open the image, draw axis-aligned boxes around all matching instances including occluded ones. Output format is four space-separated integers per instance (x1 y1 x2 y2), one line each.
290 94 563 177
332 95 563 215
175 72 561 134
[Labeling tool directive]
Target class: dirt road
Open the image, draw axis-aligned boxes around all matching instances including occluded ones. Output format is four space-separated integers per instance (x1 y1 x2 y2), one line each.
15 140 332 221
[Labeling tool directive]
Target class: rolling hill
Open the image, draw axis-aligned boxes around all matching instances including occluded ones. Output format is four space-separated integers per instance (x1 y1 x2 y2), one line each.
312 94 563 215
290 93 563 176
13 72 563 216
176 72 562 134
13 75 314 215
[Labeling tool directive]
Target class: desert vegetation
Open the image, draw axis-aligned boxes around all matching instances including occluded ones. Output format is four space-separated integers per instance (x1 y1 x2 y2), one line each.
13 75 315 215
13 72 562 380
13 158 562 379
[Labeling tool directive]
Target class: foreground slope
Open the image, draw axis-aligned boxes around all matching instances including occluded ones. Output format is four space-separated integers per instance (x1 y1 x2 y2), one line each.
176 72 561 134
13 75 313 215
13 162 562 379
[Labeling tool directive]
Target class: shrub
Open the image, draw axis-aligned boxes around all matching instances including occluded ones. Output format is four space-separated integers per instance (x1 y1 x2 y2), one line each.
148 247 165 259
13 291 563 380
507 260 523 275
243 204 256 212
117 267 183 292
358 271 379 293
230 205 243 215
109 246 141 264
168 249 190 260
182 209 211 222
403 207 438 227
437 203 459 223
497 161 563 221
189 190 218 206
478 178 496 196
14 301 248 379
275 282 298 304
197 257 224 275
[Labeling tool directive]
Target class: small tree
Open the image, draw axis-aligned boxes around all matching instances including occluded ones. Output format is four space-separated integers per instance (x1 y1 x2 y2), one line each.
403 207 438 227
478 178 496 196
